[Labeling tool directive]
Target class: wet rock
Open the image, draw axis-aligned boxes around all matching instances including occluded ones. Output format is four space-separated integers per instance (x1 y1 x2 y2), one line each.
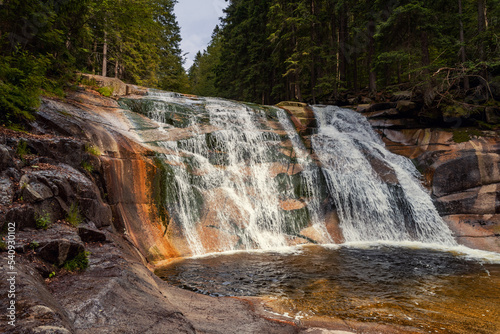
78 226 107 243
4 204 36 230
21 180 54 202
0 144 14 170
0 176 14 206
435 184 500 215
431 152 500 197
444 214 500 252
37 239 85 266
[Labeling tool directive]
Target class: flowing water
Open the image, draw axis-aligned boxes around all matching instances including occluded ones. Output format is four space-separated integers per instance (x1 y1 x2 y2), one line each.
121 91 500 332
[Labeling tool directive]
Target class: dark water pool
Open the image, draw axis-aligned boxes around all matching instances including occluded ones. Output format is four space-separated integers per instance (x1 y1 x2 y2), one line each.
155 244 500 333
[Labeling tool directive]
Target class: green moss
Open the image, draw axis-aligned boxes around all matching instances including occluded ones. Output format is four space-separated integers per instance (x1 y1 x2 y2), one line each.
85 144 101 156
0 240 7 251
152 155 205 228
452 128 483 143
63 251 90 271
152 157 172 229
97 86 113 97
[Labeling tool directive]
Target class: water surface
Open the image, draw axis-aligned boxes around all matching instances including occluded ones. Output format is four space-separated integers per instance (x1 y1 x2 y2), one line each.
156 244 500 333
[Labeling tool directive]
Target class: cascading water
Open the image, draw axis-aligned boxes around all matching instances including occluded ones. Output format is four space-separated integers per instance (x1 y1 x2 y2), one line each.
312 105 457 245
122 91 457 255
132 92 328 255
136 92 500 333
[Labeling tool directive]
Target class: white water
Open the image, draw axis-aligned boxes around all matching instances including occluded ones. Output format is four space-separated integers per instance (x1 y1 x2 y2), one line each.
132 91 458 255
312 105 456 245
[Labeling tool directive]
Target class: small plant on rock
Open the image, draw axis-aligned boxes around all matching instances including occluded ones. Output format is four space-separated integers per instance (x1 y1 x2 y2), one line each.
63 251 90 271
66 202 83 227
81 160 93 173
29 241 40 249
35 212 51 230
85 143 101 156
16 140 30 159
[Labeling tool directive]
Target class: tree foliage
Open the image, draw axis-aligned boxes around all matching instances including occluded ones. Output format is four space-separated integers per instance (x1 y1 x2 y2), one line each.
0 0 188 126
193 0 500 105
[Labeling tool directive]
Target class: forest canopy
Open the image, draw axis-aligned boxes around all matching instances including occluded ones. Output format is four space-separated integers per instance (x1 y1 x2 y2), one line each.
0 0 187 125
189 0 500 106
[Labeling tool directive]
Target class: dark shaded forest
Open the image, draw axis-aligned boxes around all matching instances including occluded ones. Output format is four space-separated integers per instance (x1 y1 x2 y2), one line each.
189 0 500 110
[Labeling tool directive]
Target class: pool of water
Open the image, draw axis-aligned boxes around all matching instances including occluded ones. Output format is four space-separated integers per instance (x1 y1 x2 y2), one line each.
155 243 500 333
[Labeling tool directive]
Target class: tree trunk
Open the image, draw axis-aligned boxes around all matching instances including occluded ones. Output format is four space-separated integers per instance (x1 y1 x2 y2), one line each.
367 20 377 93
102 31 108 77
92 40 97 75
458 0 469 90
420 31 430 69
338 3 348 88
477 0 486 62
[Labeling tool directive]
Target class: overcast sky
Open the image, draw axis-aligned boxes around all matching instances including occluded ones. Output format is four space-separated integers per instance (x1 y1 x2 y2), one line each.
174 0 228 70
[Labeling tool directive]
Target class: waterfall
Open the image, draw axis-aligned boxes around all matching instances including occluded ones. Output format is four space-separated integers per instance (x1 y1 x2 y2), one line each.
312 105 456 245
123 91 457 255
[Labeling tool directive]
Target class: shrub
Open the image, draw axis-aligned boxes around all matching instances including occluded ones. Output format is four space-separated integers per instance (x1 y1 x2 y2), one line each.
16 140 30 159
0 52 50 127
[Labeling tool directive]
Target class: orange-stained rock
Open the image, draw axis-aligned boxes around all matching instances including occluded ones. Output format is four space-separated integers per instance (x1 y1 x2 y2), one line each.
444 214 500 252
280 199 306 211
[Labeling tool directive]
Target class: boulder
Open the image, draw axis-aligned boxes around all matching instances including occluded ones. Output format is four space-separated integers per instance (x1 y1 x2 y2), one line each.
4 204 36 230
37 239 85 266
21 180 54 202
365 108 399 119
0 144 14 170
485 106 500 124
78 226 107 243
391 91 413 101
396 100 417 113
0 176 14 206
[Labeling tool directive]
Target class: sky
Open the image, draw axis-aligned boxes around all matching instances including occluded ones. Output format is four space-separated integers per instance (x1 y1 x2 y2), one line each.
174 0 228 71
